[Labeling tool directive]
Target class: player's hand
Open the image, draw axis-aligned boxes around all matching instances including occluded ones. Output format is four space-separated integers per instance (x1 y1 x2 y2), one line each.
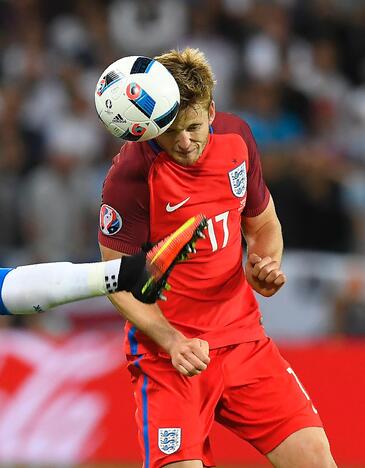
168 337 210 377
245 253 286 297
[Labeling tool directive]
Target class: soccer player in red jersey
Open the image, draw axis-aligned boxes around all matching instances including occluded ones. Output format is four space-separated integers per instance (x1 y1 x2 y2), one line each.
98 48 337 468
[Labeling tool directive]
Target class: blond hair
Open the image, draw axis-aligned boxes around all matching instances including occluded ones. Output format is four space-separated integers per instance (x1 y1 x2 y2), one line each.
155 48 215 110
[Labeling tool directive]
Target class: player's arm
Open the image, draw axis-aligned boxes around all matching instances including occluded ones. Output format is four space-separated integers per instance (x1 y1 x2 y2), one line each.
100 243 210 377
242 195 286 297
0 253 155 315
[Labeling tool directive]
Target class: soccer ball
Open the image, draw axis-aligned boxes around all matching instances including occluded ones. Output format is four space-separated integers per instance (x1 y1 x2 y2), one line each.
95 56 180 142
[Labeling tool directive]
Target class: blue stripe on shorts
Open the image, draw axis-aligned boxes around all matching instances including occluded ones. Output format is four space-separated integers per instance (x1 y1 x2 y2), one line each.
141 374 150 467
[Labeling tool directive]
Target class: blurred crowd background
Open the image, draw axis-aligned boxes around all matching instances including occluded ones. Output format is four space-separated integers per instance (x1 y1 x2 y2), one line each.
0 0 365 338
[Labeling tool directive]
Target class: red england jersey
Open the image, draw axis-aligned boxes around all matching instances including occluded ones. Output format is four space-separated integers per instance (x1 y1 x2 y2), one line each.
99 112 270 355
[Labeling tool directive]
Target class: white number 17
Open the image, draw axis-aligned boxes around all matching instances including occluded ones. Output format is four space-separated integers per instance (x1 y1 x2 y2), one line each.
207 211 229 252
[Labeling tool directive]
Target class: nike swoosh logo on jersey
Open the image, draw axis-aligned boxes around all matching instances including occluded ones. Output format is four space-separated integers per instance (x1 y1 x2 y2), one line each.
166 197 191 212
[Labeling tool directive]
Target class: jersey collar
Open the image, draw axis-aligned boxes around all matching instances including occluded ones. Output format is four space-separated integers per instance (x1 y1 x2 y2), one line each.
147 139 162 155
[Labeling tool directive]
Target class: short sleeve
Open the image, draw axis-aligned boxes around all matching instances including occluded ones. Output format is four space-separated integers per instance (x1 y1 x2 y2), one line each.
239 120 270 217
98 143 151 255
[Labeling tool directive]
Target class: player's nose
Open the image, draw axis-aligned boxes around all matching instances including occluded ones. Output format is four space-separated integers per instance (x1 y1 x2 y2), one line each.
176 131 191 150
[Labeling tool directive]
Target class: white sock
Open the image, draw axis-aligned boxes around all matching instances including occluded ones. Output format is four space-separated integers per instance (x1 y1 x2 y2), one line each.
0 259 122 315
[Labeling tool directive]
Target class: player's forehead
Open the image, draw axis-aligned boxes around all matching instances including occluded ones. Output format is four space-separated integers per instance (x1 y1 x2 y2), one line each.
169 103 207 130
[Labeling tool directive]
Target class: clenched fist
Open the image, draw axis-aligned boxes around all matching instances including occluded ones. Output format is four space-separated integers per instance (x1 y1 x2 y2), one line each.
168 337 210 377
245 253 286 297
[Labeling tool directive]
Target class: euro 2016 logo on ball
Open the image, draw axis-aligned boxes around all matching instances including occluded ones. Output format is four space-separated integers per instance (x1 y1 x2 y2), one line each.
95 56 180 142
126 82 141 100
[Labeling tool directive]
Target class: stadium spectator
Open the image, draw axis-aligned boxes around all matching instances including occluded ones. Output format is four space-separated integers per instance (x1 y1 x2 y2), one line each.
333 272 365 336
20 131 99 263
108 0 188 57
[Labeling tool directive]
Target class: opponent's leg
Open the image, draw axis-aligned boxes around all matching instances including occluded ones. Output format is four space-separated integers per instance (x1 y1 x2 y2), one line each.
266 427 337 468
139 213 207 302
0 213 207 314
0 260 124 314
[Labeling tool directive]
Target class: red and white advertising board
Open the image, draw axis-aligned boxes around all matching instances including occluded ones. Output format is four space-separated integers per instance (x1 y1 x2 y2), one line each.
0 330 364 466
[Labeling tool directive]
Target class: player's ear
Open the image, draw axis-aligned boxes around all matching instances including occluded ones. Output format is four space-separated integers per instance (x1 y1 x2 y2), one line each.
208 101 216 125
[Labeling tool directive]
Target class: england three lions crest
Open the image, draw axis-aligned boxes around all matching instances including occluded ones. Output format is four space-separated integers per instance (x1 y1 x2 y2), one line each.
158 428 181 454
228 161 247 198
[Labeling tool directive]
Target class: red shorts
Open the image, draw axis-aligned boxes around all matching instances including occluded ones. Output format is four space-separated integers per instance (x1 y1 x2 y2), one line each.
127 337 322 468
